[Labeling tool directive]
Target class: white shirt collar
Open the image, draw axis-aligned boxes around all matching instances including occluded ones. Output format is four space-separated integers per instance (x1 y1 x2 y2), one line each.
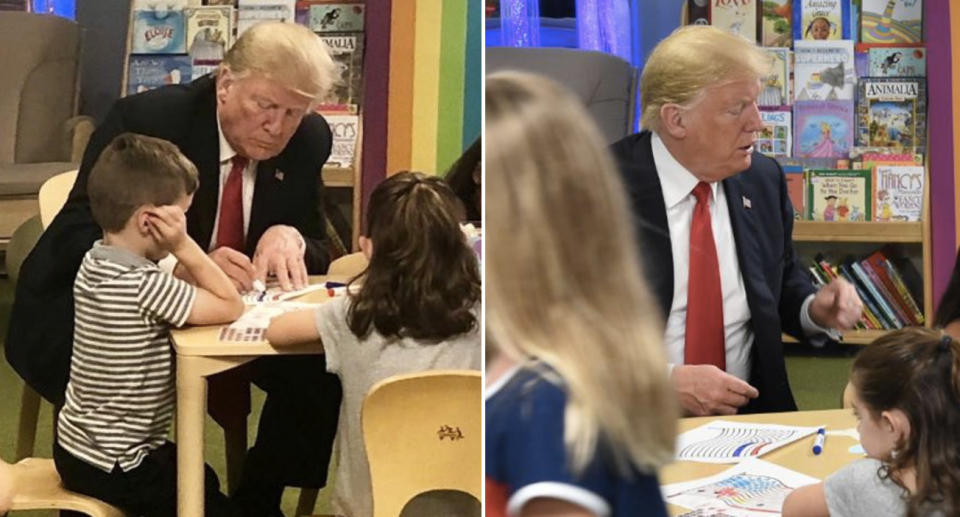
651 131 719 208
216 110 237 164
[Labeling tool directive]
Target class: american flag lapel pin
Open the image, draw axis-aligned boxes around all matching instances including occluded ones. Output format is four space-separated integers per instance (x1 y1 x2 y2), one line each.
742 196 752 209
274 170 285 181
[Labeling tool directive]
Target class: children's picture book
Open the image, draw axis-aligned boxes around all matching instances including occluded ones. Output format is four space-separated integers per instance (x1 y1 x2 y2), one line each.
794 100 853 159
309 3 365 32
185 6 232 54
759 48 789 106
237 0 295 38
761 0 792 47
783 165 805 219
127 55 191 96
662 458 820 516
794 40 855 101
867 46 926 77
873 165 924 221
793 0 850 41
318 34 364 113
807 168 872 221
856 77 927 150
322 113 360 169
861 0 923 44
687 0 710 25
710 0 758 41
759 109 792 157
131 8 186 54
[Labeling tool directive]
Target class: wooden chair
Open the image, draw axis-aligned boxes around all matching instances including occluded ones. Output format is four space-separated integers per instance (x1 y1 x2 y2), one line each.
361 370 481 517
0 457 125 516
327 251 368 277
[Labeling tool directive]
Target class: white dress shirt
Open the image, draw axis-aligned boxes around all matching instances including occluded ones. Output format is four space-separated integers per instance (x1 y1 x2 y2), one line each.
208 113 258 251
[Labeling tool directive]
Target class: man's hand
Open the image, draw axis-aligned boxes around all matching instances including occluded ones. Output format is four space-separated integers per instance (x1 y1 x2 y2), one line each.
205 247 256 293
809 278 862 330
144 205 189 254
253 225 308 291
672 364 759 416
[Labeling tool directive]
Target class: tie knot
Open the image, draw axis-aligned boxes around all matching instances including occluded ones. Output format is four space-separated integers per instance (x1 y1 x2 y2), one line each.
231 156 249 171
692 182 712 205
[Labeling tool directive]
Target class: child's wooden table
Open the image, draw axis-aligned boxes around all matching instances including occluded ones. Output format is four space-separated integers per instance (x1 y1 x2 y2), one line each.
170 275 347 517
662 409 862 516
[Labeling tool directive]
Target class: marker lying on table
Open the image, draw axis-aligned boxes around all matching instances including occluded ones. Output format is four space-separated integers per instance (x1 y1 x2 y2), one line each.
812 427 827 455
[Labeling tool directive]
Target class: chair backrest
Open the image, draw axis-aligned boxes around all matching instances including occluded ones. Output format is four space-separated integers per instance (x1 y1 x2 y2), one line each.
327 251 368 277
0 12 82 164
1 457 125 516
39 169 77 229
485 47 638 143
362 370 481 517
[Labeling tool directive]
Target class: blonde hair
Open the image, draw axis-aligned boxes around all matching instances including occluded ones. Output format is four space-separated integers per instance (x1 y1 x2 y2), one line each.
486 71 678 475
640 25 769 132
221 22 336 102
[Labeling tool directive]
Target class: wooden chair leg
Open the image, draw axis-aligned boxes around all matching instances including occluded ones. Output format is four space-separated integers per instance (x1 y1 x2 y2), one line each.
223 419 248 495
295 488 320 516
15 384 41 461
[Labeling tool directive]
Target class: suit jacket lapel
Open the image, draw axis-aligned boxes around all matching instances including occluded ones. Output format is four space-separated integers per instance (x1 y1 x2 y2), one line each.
248 158 280 255
183 78 220 250
722 174 764 301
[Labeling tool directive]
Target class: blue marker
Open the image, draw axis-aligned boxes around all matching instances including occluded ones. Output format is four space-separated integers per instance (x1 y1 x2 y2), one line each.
812 427 826 455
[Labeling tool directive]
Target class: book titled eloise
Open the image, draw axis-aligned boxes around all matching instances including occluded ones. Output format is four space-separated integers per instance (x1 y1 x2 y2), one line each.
131 8 186 54
794 100 853 159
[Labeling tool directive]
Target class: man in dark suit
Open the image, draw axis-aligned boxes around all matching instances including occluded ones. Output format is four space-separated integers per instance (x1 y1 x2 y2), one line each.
611 26 863 415
6 22 340 515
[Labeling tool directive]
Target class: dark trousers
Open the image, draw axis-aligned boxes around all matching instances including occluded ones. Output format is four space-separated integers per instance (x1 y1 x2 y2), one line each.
233 355 343 515
54 441 240 517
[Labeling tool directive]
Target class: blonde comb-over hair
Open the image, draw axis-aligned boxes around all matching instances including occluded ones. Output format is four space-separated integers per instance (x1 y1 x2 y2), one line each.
220 21 336 103
486 71 678 475
640 25 769 132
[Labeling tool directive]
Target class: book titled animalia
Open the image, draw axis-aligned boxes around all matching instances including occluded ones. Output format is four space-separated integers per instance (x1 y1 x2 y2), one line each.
794 40 855 101
807 169 872 221
794 100 853 159
185 6 232 54
131 8 186 54
318 34 364 113
861 0 923 44
710 0 758 41
759 48 790 106
127 55 191 96
761 0 793 46
793 0 850 41
759 109 792 157
309 3 365 32
856 77 926 150
322 113 360 169
873 165 924 221
867 46 926 77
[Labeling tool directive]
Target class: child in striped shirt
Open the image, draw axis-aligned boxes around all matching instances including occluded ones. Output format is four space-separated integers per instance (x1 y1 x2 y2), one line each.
54 133 244 516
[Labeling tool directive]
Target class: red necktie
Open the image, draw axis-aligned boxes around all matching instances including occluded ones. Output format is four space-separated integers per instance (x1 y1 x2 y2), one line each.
685 182 726 370
215 156 249 251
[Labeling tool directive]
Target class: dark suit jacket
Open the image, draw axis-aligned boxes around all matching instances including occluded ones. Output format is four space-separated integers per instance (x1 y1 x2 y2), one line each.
610 131 814 413
6 75 333 403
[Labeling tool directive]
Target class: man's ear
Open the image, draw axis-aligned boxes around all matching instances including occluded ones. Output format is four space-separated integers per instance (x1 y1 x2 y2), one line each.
215 68 233 105
358 236 373 260
659 103 687 139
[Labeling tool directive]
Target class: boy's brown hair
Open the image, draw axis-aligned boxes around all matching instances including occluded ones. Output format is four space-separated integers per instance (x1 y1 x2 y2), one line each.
87 133 199 232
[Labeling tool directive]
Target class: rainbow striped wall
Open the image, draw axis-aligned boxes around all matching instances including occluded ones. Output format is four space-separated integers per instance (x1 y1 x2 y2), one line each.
361 0 480 220
927 0 958 307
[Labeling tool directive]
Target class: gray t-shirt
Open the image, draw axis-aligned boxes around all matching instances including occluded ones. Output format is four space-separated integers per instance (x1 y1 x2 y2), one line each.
825 458 945 517
314 296 481 517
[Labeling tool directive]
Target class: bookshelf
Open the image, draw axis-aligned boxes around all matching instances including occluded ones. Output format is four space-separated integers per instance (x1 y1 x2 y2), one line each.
120 0 364 252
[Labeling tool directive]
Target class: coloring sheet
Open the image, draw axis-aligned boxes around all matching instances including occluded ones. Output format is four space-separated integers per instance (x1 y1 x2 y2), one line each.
218 302 319 342
675 421 819 463
242 282 338 305
662 458 820 516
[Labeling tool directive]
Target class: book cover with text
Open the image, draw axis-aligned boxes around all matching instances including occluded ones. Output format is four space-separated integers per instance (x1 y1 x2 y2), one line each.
793 0 850 40
873 165 924 221
856 77 926 150
807 168 872 221
131 9 186 54
794 100 854 158
867 46 926 77
761 0 793 46
711 0 758 41
760 109 792 157
127 55 191 96
794 40 855 101
861 0 923 44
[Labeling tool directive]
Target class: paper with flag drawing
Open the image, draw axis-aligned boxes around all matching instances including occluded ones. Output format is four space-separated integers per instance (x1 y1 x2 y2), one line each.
218 302 319 342
662 458 820 516
675 421 820 463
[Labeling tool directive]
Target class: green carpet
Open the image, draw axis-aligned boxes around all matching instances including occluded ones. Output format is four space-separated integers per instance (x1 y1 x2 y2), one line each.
0 277 334 516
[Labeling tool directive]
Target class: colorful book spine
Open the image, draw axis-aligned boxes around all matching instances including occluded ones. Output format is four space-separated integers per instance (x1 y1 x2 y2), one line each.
859 258 913 326
851 261 904 328
864 251 922 325
840 262 894 329
881 256 925 324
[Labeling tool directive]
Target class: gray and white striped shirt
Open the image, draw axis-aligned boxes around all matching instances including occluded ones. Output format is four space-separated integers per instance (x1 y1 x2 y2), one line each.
58 241 196 472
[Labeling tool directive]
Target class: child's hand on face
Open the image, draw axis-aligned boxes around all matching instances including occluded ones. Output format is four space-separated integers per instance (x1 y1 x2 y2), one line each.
145 205 189 253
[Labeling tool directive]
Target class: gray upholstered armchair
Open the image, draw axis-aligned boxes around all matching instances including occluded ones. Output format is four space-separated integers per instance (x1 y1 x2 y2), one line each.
485 47 638 144
0 12 93 249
